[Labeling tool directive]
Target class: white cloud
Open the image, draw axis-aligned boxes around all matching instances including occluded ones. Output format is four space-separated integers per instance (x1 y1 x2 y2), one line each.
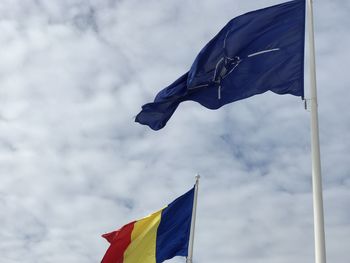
0 0 348 262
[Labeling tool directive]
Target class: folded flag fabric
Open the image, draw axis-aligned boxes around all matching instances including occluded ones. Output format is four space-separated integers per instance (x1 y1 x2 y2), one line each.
101 187 194 263
135 0 306 130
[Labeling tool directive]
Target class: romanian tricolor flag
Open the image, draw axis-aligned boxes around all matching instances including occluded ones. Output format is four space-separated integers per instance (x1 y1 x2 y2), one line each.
101 187 195 263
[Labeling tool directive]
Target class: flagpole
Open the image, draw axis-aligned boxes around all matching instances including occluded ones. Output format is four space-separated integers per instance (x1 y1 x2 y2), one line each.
186 175 200 263
307 1 327 263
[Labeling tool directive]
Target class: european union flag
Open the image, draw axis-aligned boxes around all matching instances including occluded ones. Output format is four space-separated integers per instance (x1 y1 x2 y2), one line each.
136 0 305 130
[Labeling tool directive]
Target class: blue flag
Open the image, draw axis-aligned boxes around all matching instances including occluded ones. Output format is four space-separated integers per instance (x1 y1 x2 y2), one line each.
136 0 305 130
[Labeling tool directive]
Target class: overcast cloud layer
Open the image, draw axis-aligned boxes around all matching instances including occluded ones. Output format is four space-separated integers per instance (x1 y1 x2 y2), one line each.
0 0 349 262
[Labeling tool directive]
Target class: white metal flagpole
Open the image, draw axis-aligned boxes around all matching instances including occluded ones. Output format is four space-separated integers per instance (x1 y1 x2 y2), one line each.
307 1 327 263
186 175 200 263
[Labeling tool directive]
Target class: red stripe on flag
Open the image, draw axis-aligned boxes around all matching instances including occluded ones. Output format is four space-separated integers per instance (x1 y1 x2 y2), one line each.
101 221 135 263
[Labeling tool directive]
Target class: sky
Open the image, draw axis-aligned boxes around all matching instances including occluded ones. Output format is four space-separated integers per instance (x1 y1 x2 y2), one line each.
0 0 349 262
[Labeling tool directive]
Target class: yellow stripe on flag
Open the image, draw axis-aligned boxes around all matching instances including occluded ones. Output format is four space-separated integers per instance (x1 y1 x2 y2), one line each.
123 209 163 263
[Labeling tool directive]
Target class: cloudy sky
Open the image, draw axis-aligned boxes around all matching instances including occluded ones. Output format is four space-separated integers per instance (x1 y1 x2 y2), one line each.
0 0 349 262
